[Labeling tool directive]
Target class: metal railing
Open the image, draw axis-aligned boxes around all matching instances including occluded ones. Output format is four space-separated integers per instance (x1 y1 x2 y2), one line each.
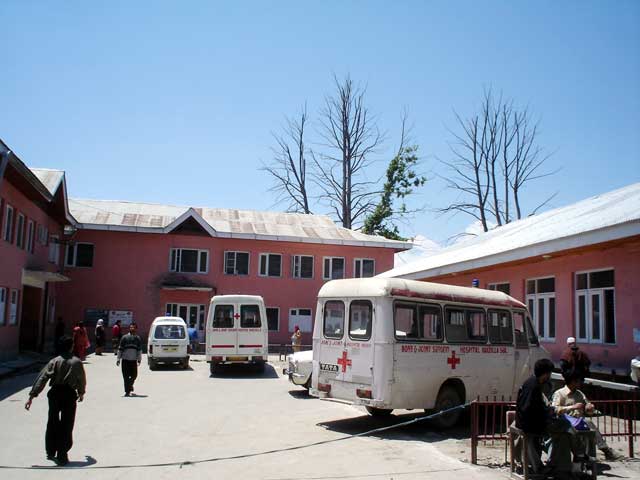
470 396 640 465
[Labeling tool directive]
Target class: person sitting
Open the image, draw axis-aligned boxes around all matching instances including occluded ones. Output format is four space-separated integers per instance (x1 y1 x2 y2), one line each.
552 372 622 461
515 358 574 476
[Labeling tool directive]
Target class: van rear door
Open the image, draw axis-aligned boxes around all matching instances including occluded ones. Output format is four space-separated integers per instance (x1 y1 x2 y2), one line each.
210 303 236 355
340 300 374 387
237 304 265 357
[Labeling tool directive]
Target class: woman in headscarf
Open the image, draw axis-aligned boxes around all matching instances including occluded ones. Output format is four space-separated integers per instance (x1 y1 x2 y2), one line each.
94 319 106 356
291 325 302 353
72 321 90 361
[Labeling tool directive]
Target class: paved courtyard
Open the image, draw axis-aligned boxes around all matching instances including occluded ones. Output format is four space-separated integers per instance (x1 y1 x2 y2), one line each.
0 353 510 480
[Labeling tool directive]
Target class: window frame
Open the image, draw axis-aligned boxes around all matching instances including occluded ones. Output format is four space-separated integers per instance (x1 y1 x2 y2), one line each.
65 242 95 268
15 213 25 249
487 282 510 295
393 301 443 343
292 254 314 279
258 253 282 278
353 258 376 278
26 220 35 253
169 248 209 274
323 300 345 340
211 304 235 328
2 204 13 243
322 256 345 280
240 304 262 329
224 251 250 276
487 308 514 345
0 287 6 325
444 306 488 344
48 235 60 264
525 276 556 342
8 289 19 326
574 268 616 345
348 299 373 341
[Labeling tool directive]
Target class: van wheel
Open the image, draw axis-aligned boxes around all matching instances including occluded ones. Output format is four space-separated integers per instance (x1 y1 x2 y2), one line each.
365 406 393 417
209 362 218 376
254 362 265 373
432 386 463 429
303 376 312 390
182 359 189 369
148 359 156 371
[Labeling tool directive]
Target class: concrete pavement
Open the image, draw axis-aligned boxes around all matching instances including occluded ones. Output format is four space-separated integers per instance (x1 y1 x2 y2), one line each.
0 353 507 480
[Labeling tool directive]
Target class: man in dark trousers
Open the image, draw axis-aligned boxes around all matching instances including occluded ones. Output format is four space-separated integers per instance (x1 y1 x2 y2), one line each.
25 336 86 466
516 358 573 477
116 322 142 396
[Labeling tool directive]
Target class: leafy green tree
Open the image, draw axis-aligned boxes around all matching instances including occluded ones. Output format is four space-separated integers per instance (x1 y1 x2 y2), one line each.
363 144 425 240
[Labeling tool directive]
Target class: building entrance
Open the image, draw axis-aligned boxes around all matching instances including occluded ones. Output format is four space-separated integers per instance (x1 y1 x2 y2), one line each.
165 303 207 334
19 286 43 352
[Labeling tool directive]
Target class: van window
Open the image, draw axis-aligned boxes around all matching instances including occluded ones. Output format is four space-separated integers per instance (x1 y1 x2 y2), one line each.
394 302 442 341
154 325 186 339
212 305 234 328
445 308 487 343
240 305 261 328
349 300 372 341
525 314 539 346
488 309 513 344
513 311 528 348
323 301 345 339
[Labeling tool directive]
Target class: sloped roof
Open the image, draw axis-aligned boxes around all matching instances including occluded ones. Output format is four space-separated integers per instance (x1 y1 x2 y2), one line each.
68 198 411 249
30 168 65 196
381 183 640 279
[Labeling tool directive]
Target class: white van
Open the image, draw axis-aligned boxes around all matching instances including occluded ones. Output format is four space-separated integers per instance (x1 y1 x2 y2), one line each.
310 278 549 427
206 295 269 374
147 316 190 370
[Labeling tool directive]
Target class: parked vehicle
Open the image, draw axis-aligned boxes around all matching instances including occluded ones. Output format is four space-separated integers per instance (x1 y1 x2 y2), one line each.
284 349 312 389
147 316 190 370
310 278 548 427
206 295 269 374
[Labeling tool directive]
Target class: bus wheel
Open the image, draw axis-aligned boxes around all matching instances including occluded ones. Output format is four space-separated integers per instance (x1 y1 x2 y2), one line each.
365 406 393 417
432 386 463 429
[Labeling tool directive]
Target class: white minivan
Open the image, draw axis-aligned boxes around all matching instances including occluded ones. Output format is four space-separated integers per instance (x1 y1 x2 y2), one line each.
206 295 269 374
147 316 190 370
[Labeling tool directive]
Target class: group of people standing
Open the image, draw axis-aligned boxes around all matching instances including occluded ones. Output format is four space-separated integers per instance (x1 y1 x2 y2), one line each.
514 337 621 478
54 318 125 360
25 320 143 465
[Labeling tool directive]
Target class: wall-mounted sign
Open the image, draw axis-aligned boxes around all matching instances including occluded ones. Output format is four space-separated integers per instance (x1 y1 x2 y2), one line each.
108 310 133 327
84 308 109 328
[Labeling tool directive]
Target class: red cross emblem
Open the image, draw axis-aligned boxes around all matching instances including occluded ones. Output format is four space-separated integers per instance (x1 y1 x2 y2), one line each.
337 350 352 373
233 313 241 319
447 351 461 370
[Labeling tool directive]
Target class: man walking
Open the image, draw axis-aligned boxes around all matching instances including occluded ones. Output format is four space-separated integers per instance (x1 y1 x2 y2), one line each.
188 321 198 353
116 323 142 396
111 319 122 354
24 336 86 466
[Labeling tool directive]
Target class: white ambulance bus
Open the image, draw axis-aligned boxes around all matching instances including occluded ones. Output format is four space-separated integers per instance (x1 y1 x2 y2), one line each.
310 278 548 427
206 295 269 374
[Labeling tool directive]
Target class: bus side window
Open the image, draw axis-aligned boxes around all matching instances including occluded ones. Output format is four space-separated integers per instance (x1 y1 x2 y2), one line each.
394 303 417 340
445 308 486 343
467 310 487 342
419 304 443 341
488 309 513 344
323 301 345 339
512 311 528 348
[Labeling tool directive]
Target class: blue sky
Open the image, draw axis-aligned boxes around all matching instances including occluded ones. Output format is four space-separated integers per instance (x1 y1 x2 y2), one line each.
2 1 639 245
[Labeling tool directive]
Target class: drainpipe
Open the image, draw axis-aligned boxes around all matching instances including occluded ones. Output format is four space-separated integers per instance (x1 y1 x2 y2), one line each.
0 150 11 194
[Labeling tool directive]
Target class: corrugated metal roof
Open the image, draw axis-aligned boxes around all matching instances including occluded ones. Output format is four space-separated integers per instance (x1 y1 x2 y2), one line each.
381 182 640 279
30 169 65 196
68 198 411 249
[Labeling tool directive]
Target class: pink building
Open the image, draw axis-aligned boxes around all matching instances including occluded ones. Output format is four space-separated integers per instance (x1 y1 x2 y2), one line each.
0 142 410 358
0 142 73 361
383 184 640 376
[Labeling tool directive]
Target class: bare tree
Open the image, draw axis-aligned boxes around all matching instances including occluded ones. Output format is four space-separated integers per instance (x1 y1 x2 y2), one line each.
313 75 384 228
262 106 312 213
440 89 556 233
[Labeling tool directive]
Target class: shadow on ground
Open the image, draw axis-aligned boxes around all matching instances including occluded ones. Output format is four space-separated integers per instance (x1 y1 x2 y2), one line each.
0 370 39 402
210 363 279 379
288 389 314 400
317 410 471 442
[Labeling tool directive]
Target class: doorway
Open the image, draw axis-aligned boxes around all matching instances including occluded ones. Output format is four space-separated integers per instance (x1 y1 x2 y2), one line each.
19 286 43 352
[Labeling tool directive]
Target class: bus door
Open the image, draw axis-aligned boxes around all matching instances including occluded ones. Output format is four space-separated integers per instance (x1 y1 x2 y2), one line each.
512 310 534 394
340 299 374 386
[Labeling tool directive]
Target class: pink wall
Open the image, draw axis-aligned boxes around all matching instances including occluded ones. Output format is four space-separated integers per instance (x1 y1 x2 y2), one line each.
0 179 64 360
422 239 640 372
56 229 397 346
